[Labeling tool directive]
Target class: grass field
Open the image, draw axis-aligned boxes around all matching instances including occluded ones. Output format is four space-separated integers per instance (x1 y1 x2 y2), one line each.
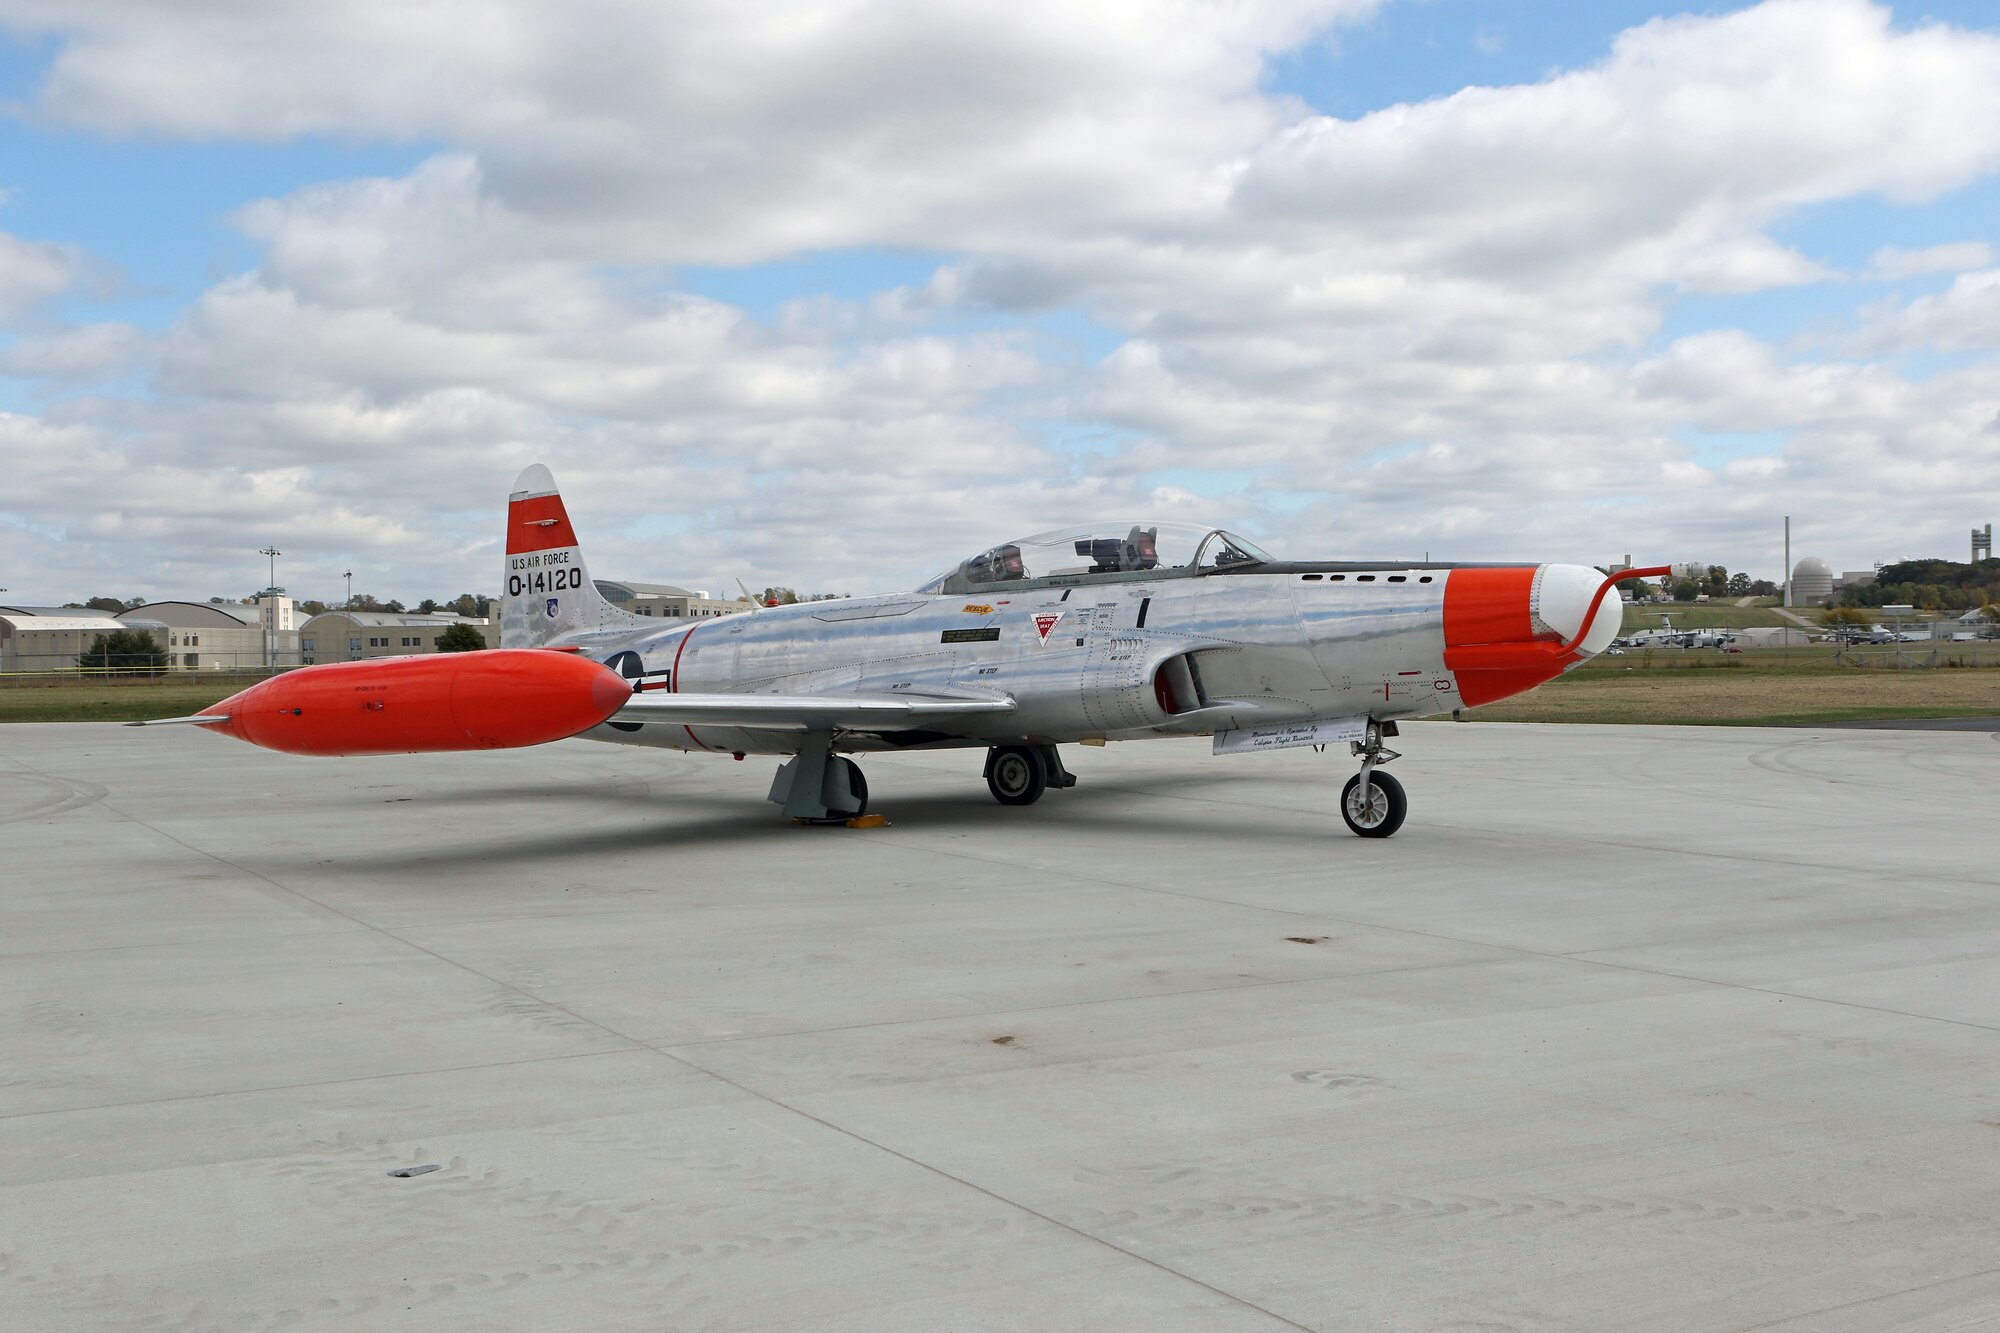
0 677 244 723
6 648 1997 728
1461 645 2000 725
1621 604 1793 631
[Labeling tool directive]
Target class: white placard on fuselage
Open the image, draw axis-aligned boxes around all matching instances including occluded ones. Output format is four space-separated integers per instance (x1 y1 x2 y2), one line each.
1212 717 1368 755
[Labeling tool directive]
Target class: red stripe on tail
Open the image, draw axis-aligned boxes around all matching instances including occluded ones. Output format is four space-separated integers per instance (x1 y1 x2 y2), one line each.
507 494 579 554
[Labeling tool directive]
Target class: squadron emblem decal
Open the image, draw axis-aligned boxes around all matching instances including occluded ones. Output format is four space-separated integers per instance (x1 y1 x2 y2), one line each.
1032 610 1065 645
545 598 560 618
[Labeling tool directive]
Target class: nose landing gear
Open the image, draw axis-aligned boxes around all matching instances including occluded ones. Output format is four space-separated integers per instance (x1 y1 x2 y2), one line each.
1341 721 1406 838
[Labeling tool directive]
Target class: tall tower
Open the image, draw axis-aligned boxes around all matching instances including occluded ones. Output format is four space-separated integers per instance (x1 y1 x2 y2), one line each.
1976 524 1993 563
1783 516 1791 607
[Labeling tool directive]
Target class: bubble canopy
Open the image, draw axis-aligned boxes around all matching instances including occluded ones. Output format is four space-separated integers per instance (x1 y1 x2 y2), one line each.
919 522 1272 594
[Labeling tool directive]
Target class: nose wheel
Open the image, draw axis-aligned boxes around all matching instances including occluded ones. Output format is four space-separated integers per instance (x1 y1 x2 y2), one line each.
1341 770 1406 837
1342 720 1407 838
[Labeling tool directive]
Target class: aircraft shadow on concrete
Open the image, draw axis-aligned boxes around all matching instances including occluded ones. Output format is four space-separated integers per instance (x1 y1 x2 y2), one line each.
275 769 1348 873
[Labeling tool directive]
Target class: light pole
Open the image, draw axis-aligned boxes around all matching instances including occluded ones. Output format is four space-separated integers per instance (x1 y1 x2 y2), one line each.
260 547 281 672
344 570 353 609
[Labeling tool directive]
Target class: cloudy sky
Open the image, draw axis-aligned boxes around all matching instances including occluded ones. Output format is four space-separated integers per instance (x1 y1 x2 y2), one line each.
2 0 1996 606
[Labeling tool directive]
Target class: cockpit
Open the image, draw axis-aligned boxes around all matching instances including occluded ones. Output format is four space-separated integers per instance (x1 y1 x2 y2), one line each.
920 522 1272 594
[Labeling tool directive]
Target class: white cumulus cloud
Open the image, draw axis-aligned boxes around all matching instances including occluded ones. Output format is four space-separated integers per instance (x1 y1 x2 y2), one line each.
0 0 1997 598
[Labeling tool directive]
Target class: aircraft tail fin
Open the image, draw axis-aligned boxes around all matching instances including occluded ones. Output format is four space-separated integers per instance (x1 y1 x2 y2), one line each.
500 464 647 648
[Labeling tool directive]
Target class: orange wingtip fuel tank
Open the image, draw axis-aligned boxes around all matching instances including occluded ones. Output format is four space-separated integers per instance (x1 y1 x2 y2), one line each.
197 650 631 756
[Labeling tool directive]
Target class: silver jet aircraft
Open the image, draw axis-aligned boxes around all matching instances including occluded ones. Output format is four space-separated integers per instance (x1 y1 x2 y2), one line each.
148 465 1658 837
500 466 1654 836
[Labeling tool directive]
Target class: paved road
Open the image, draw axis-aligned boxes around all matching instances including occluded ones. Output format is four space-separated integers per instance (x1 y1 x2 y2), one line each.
1809 715 2000 731
5 722 1998 1331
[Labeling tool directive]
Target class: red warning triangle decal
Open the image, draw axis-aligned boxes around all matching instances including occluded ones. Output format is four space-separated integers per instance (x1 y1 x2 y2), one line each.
1032 610 1065 644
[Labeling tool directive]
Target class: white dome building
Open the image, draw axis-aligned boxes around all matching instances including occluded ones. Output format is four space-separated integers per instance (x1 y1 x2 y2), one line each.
1790 556 1835 607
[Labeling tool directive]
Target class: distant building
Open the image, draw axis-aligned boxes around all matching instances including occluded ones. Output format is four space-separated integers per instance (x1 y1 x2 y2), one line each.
1 600 311 672
0 608 128 671
117 601 299 670
593 580 754 619
1837 570 1877 592
297 610 496 664
1789 557 1835 606
249 589 298 634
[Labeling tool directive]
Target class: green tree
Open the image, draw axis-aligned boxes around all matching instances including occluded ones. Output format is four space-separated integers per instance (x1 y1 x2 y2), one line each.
416 598 441 614
297 599 329 616
1973 590 2000 636
1727 572 1751 596
1672 579 1699 602
436 623 487 652
78 629 167 675
1840 558 2000 610
1703 565 1729 597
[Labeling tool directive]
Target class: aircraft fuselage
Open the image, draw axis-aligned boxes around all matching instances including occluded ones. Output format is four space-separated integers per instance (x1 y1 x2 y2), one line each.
551 561 1561 757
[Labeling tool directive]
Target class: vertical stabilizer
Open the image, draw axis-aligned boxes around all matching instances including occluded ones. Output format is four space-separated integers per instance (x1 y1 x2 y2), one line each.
500 465 646 647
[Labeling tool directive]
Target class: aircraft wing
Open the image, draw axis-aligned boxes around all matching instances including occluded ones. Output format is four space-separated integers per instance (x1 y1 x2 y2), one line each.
608 690 1015 733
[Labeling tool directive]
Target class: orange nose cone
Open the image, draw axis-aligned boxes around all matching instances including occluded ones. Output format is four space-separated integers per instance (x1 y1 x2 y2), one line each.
1442 566 1565 707
205 650 631 756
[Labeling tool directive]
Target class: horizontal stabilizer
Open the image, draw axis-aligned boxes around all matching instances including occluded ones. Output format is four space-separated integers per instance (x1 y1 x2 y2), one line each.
609 691 1014 732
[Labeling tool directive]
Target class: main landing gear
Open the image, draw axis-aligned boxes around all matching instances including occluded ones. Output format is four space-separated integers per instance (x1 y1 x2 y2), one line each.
771 740 1079 821
767 735 869 823
1341 720 1406 838
984 744 1076 806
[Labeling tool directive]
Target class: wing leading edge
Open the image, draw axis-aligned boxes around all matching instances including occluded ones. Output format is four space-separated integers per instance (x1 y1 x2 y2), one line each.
608 691 1015 733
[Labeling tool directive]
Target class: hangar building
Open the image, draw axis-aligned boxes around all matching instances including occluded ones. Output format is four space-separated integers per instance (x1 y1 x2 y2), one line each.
298 611 497 664
116 600 300 670
593 580 754 619
0 607 129 671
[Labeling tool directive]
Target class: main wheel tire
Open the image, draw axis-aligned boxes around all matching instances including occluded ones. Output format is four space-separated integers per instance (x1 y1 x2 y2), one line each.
986 745 1047 806
834 756 868 817
1340 770 1406 838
